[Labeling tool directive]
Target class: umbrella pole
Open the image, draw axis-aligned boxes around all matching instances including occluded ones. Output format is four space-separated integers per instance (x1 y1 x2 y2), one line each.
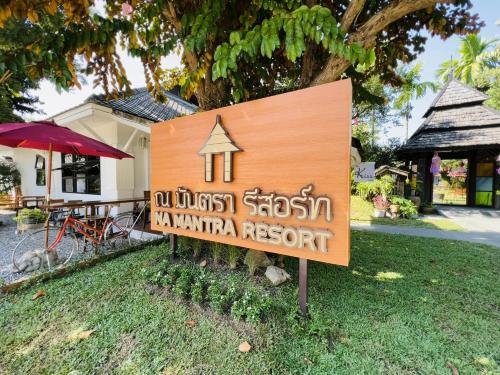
44 144 53 249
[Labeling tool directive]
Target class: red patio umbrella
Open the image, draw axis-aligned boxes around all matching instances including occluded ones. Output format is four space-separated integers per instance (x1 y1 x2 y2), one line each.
0 120 133 246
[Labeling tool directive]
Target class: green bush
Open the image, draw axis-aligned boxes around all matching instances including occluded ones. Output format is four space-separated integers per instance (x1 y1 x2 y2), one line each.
178 236 194 259
389 196 418 218
173 267 194 299
227 245 241 269
192 238 203 259
355 175 394 201
13 208 47 224
207 280 242 315
161 264 183 288
231 288 272 324
207 281 227 314
211 242 224 265
191 271 207 304
147 258 275 324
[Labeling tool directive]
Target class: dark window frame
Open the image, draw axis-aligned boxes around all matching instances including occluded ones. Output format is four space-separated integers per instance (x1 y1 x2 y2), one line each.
61 154 101 195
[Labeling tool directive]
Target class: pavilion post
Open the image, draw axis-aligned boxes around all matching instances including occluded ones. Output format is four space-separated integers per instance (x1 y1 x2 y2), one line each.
299 258 308 318
44 143 53 249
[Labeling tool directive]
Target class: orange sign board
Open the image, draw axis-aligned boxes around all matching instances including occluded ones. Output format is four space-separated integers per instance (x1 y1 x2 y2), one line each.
151 79 352 266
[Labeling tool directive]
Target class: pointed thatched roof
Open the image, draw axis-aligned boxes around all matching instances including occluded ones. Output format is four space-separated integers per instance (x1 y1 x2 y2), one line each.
400 78 500 153
423 79 488 116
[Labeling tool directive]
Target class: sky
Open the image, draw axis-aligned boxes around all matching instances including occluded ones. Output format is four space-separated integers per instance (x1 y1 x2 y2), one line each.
31 1 499 142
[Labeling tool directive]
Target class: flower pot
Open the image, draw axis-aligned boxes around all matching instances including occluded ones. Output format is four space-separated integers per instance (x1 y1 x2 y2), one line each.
389 204 400 214
17 222 44 234
422 206 435 215
372 209 386 218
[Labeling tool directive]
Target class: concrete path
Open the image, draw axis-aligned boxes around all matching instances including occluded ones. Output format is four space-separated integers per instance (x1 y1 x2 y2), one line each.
436 206 500 233
351 222 500 248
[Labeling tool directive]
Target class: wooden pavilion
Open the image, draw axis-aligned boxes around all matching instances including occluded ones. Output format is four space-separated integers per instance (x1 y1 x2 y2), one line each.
399 78 500 209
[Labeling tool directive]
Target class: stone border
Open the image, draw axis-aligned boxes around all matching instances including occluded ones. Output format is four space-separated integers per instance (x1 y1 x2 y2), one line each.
0 238 167 295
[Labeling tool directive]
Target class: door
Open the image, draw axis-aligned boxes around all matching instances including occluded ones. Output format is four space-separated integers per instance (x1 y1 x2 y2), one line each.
475 161 495 207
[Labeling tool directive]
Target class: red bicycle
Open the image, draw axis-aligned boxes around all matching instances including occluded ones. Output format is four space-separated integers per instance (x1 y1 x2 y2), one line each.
12 207 139 273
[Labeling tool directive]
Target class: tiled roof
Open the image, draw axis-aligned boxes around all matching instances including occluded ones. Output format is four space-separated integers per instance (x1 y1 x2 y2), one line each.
400 79 500 153
401 126 500 151
86 87 197 122
424 79 488 116
422 104 500 130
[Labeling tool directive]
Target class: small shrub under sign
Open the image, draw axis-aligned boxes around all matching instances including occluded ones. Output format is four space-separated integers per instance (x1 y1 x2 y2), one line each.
147 258 276 324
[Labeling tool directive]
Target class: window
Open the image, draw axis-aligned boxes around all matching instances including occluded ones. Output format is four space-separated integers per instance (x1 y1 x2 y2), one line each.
61 154 101 194
35 155 46 186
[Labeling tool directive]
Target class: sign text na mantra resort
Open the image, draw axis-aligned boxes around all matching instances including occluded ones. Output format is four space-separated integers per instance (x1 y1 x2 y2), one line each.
151 80 352 266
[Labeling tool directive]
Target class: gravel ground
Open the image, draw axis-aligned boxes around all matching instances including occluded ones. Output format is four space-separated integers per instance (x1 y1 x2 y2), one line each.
0 210 154 285
0 210 26 284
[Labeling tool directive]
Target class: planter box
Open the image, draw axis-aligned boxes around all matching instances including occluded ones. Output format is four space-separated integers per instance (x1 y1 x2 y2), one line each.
389 204 400 214
17 222 44 233
372 209 386 218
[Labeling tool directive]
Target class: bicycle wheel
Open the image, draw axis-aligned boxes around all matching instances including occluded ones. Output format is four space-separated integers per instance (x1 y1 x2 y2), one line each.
12 227 79 273
103 214 134 250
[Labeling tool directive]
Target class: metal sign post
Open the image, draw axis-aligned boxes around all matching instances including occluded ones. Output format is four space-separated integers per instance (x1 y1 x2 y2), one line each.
299 258 308 317
169 233 177 260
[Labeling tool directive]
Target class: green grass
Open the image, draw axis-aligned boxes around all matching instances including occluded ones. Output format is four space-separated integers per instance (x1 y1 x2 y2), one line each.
1 234 498 374
350 195 465 231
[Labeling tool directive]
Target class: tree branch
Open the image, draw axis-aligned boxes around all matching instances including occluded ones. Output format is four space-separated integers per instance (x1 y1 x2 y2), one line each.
340 0 366 31
310 0 456 86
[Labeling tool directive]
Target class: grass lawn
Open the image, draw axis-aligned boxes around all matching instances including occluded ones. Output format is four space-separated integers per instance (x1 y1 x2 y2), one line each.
1 233 498 374
351 195 465 231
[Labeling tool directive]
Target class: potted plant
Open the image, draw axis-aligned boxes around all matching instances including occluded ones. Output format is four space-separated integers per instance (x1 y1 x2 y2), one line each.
421 203 436 215
388 197 401 218
14 208 48 233
391 196 418 219
372 195 389 218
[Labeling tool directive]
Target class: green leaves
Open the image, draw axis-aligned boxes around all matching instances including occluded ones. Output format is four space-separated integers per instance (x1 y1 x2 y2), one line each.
183 0 225 53
229 31 241 46
212 4 373 86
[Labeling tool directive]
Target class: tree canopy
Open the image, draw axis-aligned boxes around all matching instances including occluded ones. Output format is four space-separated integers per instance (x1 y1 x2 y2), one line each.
0 0 482 110
0 19 42 122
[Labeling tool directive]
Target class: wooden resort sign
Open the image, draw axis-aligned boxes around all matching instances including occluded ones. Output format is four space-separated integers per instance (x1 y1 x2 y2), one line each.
151 79 352 266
